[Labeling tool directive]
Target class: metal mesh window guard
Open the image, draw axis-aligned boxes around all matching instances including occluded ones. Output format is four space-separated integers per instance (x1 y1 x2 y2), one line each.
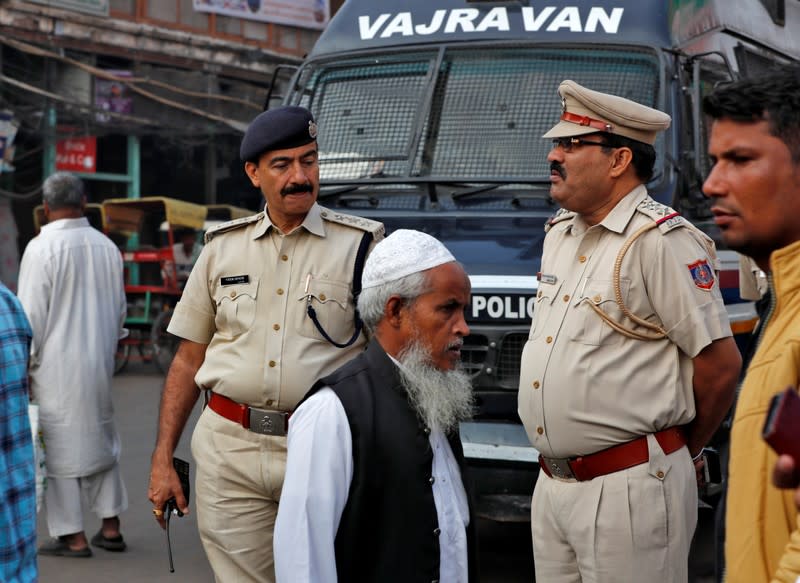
293 46 661 183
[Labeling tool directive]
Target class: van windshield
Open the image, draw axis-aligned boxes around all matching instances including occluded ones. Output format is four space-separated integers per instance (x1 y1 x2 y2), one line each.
288 46 663 184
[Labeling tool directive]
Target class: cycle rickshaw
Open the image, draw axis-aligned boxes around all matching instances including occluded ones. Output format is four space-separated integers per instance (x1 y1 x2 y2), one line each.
102 196 208 374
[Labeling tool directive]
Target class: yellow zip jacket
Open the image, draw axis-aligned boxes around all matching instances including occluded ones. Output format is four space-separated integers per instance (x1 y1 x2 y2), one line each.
726 239 800 583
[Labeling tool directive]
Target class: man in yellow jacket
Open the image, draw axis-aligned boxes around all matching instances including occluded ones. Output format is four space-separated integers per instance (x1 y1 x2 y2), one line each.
702 67 800 583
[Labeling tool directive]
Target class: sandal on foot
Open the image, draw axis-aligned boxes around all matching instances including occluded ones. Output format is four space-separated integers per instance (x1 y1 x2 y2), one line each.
90 530 127 552
38 537 92 558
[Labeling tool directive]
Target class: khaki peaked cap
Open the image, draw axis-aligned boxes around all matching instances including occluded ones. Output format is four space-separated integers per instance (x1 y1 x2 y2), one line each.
543 80 671 145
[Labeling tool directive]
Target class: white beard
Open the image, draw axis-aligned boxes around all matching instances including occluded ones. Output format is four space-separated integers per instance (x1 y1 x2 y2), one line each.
397 339 474 433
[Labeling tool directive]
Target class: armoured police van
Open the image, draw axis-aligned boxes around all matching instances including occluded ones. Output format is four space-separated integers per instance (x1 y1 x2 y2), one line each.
277 0 800 521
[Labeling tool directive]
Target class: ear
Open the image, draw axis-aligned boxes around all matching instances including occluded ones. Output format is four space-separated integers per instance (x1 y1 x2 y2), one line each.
43 201 51 219
244 161 260 187
384 296 405 328
609 147 633 178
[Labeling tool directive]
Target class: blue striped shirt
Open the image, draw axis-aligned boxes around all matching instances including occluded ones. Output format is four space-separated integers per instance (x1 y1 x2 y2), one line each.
0 282 37 583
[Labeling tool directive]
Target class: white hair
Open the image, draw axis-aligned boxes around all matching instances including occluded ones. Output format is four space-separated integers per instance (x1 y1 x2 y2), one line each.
43 172 84 210
357 270 429 332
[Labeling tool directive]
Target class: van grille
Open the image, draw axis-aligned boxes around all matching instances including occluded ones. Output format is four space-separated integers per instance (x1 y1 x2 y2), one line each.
460 334 488 377
459 332 528 388
497 333 527 387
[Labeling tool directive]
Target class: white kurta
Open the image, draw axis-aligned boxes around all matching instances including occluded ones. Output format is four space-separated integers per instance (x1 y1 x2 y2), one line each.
274 387 470 583
18 217 126 478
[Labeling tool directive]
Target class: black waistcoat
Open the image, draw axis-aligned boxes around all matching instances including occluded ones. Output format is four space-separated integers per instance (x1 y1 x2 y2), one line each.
305 339 476 583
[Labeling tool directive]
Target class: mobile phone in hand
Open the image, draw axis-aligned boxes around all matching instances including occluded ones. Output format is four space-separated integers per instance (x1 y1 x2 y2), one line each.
164 457 190 518
701 447 722 484
762 387 800 463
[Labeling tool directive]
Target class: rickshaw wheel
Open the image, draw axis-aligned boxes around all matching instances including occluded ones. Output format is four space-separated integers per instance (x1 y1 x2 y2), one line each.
114 343 130 375
151 309 178 374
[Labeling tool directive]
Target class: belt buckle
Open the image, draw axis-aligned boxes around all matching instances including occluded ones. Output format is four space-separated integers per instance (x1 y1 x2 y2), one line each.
543 456 576 481
248 408 287 436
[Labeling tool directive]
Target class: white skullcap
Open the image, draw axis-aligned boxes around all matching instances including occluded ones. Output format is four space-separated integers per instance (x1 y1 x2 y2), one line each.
362 229 456 289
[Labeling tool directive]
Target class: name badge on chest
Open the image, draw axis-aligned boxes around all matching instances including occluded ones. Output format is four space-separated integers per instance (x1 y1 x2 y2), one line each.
220 275 249 286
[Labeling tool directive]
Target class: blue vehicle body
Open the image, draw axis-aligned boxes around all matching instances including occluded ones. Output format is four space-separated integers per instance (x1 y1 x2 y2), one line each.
279 0 799 520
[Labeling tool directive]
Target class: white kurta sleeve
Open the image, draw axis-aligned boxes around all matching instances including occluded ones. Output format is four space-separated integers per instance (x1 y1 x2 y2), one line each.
274 387 353 583
17 244 50 368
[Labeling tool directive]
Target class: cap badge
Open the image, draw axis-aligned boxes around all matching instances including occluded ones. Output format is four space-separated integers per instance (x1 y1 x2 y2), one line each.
308 120 318 140
560 96 567 115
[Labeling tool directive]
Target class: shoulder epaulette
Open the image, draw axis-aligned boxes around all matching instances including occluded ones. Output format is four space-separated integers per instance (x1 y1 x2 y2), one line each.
319 207 385 240
635 197 688 234
544 208 576 233
204 212 263 243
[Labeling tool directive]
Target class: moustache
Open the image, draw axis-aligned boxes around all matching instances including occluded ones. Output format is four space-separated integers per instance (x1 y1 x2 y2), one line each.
550 162 566 180
281 183 314 196
447 339 464 351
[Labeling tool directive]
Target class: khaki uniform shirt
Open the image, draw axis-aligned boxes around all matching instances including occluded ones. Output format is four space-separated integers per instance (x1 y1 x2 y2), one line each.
518 185 731 458
168 203 384 412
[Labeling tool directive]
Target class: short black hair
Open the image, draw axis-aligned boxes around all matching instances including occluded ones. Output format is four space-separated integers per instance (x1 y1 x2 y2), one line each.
703 67 800 163
595 133 656 183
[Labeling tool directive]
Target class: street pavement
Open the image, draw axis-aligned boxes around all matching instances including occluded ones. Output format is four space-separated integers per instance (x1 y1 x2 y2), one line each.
35 359 715 582
36 362 214 582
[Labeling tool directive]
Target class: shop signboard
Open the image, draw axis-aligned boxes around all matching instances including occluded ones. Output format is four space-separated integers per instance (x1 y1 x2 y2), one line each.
56 135 97 173
192 0 329 30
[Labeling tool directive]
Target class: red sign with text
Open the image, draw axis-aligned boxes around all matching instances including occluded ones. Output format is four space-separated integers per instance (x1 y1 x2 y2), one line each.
56 136 97 173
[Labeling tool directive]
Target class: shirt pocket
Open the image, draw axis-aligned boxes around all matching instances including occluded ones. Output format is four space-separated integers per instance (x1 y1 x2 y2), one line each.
570 277 629 346
294 276 355 342
213 278 259 339
530 281 562 340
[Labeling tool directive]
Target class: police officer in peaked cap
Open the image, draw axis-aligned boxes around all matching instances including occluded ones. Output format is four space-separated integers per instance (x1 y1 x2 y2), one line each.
517 81 742 582
148 105 384 582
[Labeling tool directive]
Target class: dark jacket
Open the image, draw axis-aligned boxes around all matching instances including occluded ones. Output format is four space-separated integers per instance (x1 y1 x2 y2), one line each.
304 339 478 583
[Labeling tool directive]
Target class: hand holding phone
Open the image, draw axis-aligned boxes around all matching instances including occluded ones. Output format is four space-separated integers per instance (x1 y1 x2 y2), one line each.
164 457 190 517
762 387 800 462
164 457 190 573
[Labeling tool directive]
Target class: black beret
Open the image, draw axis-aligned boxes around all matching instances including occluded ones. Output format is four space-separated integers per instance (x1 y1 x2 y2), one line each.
240 106 318 162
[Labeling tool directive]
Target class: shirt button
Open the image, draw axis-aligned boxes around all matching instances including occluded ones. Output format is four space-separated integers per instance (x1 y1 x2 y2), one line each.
563 294 570 302
229 290 237 298
593 294 602 303
537 426 544 435
546 336 553 344
579 255 587 263
656 470 665 479
533 381 540 389
273 324 280 331
281 254 288 261
268 360 276 368
276 288 284 295
537 291 542 298
319 293 327 301
428 476 435 485
433 528 441 536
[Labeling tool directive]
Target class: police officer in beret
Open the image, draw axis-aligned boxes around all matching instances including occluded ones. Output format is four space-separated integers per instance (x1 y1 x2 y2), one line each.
147 105 384 582
517 81 742 582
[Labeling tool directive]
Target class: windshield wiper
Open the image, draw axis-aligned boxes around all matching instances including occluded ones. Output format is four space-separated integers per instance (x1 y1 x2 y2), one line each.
450 181 551 201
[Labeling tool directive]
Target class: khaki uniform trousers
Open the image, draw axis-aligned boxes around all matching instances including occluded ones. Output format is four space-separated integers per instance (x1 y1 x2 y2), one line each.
191 406 286 583
532 435 697 583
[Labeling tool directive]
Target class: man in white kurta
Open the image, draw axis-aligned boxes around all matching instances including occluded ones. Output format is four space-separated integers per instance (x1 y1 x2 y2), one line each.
274 229 477 583
18 172 128 557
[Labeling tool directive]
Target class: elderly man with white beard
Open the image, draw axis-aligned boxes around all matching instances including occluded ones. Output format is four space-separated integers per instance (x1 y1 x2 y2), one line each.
273 229 478 583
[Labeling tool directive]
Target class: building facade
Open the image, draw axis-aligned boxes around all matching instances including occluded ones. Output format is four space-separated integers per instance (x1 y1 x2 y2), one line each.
0 0 342 289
